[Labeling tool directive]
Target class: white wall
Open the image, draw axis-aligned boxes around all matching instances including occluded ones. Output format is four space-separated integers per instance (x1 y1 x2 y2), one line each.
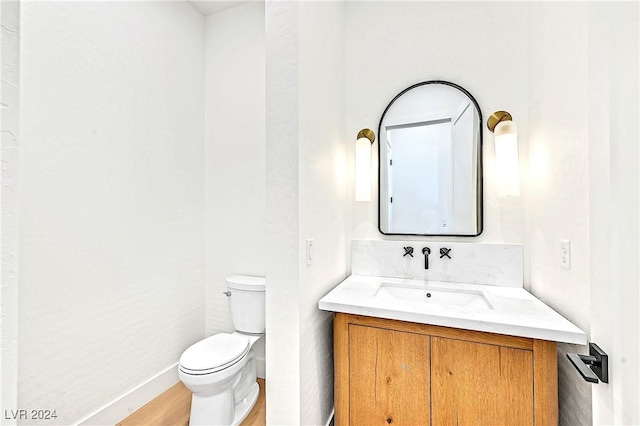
298 2 348 424
526 0 590 338
18 3 205 424
346 1 528 247
265 1 301 423
588 2 640 423
266 1 348 424
525 4 593 424
1 2 20 422
204 1 266 377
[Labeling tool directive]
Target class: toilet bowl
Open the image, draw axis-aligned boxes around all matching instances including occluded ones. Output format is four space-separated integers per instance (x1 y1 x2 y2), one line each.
178 275 265 426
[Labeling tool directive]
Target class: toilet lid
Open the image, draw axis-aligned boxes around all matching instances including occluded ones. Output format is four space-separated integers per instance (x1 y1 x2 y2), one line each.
179 333 250 374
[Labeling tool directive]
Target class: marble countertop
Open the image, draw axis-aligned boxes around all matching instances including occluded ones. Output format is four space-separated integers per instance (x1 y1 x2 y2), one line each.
318 275 586 345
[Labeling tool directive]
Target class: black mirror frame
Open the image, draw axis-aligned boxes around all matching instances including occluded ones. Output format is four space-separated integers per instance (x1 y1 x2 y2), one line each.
377 80 483 237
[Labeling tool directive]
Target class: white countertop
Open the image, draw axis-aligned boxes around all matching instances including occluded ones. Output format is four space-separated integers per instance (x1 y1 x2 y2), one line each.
318 275 586 345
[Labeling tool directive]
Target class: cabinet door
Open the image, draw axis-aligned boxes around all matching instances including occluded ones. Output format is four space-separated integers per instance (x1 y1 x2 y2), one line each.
431 337 534 425
349 325 430 425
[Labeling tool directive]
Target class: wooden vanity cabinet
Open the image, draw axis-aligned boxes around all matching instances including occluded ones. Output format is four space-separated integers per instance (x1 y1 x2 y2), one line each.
334 313 558 426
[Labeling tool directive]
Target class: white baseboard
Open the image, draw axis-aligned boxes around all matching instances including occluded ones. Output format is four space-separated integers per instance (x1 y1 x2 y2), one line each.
75 363 179 426
75 356 265 425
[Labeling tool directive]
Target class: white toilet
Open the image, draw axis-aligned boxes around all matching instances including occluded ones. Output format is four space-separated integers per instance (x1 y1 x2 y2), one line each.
179 275 265 426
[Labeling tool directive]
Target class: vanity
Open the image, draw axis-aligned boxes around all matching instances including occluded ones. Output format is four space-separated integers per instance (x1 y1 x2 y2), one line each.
319 242 586 426
322 82 587 424
334 313 555 425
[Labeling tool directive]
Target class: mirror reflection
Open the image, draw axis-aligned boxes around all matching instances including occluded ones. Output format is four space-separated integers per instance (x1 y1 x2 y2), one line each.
378 81 482 236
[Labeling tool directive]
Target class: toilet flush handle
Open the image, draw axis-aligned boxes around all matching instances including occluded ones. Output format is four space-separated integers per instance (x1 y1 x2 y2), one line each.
222 291 231 297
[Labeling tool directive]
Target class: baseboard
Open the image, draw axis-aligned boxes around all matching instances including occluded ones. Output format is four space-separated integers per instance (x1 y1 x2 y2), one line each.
256 356 266 380
75 355 263 425
75 363 179 426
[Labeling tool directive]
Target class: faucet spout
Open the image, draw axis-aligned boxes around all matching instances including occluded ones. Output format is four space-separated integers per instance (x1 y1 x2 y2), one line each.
422 247 431 269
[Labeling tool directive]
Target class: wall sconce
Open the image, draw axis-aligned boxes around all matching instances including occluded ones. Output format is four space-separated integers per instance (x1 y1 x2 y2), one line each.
487 111 520 197
355 128 375 202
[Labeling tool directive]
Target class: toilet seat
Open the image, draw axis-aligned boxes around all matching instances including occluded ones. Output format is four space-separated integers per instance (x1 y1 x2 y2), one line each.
179 333 250 376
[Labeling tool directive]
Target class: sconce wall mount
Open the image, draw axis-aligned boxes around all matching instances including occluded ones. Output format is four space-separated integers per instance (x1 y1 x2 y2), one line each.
357 128 375 144
487 110 513 132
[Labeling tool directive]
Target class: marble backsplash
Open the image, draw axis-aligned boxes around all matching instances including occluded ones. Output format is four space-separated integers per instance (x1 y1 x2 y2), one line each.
351 240 523 288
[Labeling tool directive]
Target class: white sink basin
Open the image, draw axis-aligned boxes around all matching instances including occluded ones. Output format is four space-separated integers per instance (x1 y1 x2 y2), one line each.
374 282 494 310
318 275 587 344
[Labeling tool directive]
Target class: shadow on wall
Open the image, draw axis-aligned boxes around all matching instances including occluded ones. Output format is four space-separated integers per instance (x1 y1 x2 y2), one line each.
557 342 592 425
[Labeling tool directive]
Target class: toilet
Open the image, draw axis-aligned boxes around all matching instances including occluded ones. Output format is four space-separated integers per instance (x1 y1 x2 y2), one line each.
179 275 265 426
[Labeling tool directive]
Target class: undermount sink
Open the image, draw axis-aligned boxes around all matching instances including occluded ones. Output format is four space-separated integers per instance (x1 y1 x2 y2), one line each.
318 275 587 344
374 282 494 310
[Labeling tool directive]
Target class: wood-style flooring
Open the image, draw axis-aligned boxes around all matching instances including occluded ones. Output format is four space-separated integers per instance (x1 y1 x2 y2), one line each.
117 379 266 426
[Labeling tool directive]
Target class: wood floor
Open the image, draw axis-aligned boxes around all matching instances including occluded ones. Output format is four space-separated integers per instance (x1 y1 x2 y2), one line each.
117 379 266 426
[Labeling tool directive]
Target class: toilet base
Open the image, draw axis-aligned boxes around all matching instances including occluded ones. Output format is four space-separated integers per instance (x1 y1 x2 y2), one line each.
182 335 263 426
231 382 259 426
188 382 259 426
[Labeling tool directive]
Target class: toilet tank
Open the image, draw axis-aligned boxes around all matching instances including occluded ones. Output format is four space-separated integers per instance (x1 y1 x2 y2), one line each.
226 275 266 335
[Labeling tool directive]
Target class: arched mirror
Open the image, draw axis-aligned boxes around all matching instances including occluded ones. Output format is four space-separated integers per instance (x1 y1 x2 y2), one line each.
378 81 482 236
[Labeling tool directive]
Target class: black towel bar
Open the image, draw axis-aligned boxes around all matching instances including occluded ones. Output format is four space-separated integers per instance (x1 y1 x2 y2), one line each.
567 342 608 384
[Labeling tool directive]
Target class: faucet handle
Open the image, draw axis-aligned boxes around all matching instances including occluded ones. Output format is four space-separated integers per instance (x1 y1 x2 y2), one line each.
222 291 231 297
439 247 452 259
403 246 414 257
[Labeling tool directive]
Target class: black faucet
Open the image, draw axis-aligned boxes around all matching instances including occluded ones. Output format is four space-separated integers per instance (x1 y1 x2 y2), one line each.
422 247 431 269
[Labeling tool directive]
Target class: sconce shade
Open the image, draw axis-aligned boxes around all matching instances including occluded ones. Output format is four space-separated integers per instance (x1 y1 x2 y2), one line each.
355 129 375 202
493 120 520 197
